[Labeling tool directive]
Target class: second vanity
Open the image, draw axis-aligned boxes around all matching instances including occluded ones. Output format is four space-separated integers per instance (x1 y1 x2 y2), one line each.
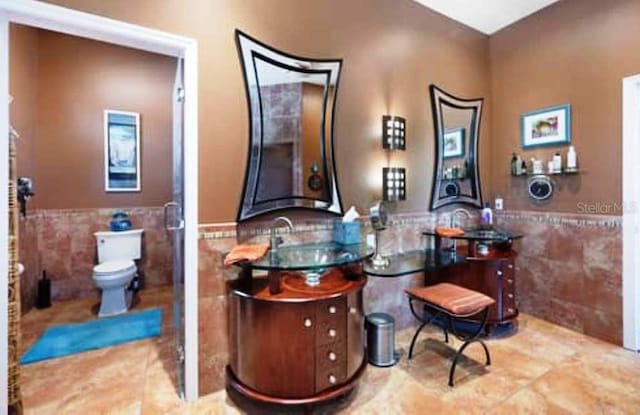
227 242 372 407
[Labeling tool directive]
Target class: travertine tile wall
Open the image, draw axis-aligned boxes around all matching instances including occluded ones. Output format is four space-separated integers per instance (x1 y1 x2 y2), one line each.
196 209 623 396
19 207 173 310
495 211 622 345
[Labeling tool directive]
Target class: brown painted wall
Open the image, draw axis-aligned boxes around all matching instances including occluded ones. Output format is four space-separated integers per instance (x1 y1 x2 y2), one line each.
10 25 39 189
41 0 492 222
489 0 640 214
29 29 175 209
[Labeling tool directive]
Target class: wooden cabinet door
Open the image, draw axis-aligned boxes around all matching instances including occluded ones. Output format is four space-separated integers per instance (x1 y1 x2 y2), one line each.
235 298 316 398
346 289 365 378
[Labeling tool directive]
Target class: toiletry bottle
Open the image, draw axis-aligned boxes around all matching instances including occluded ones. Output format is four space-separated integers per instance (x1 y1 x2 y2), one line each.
462 160 468 179
547 160 555 174
495 194 504 211
567 146 577 170
521 160 527 175
511 153 518 176
515 155 522 175
481 202 493 226
553 152 562 173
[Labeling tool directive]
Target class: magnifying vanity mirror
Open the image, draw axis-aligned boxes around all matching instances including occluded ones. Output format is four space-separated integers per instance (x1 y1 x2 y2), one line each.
429 84 484 210
235 30 344 221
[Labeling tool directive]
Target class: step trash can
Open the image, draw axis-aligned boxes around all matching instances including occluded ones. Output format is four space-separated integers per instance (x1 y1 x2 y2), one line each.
365 312 398 367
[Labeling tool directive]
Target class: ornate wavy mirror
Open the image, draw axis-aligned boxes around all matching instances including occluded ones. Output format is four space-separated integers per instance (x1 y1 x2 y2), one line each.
429 85 483 210
235 30 343 221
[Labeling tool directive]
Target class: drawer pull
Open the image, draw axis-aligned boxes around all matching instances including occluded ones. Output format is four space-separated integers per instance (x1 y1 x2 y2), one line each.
328 306 337 314
507 279 514 285
349 307 358 315
328 374 337 384
328 352 337 361
508 264 514 269
507 293 514 299
328 328 337 338
497 270 503 276
303 318 312 328
508 308 515 314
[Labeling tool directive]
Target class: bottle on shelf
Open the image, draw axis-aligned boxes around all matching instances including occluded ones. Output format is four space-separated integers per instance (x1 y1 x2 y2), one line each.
567 146 577 171
521 160 527 175
552 152 562 173
515 154 523 175
481 202 493 226
511 153 518 175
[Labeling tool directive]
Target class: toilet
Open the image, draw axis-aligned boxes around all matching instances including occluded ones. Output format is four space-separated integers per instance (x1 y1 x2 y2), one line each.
93 229 144 317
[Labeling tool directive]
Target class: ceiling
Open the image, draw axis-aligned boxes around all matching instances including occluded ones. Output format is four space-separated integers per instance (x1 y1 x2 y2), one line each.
413 0 561 35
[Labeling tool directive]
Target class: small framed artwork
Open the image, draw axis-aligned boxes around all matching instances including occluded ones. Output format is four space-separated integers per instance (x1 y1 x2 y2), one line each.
104 110 141 192
521 104 571 148
443 127 465 158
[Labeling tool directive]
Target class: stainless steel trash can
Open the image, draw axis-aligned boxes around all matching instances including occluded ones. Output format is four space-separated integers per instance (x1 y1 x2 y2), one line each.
365 312 397 367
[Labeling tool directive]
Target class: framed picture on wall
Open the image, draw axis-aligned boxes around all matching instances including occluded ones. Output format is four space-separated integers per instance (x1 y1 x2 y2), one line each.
104 110 141 192
443 127 465 158
521 104 571 148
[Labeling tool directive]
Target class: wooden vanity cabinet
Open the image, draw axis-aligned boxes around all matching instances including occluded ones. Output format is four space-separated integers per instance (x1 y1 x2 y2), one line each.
227 268 367 405
427 251 518 326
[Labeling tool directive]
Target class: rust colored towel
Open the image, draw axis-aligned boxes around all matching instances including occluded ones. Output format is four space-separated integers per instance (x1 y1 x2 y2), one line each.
435 227 464 237
224 243 270 267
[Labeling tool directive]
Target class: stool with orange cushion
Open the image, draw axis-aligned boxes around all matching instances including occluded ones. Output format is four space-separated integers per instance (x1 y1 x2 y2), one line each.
405 283 495 386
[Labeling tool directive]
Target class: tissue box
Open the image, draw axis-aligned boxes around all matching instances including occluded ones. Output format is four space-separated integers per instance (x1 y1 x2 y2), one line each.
334 221 361 245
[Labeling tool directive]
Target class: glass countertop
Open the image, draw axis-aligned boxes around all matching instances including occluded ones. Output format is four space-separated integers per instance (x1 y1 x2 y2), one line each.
363 250 467 277
242 242 373 271
423 226 524 242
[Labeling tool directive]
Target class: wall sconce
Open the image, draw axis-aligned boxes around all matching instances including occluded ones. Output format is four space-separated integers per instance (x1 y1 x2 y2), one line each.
382 115 406 150
383 167 406 201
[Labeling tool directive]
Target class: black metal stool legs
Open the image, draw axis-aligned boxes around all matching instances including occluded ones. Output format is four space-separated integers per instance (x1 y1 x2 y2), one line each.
406 296 492 387
408 298 448 359
447 307 491 387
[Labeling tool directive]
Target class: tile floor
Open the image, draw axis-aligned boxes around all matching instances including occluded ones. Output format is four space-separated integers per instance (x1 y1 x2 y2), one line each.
19 286 640 414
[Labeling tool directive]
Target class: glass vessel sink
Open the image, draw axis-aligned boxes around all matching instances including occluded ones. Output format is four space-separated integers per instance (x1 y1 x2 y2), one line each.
247 242 373 286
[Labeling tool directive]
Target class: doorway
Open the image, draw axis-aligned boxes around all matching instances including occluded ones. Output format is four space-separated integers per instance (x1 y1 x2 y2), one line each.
623 73 640 351
0 0 199 407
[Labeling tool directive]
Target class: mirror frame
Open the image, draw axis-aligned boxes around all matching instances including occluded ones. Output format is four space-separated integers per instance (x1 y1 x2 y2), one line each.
235 30 344 221
429 84 484 210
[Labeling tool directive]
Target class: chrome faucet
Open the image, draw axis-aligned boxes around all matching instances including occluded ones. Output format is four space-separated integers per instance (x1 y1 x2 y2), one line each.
270 216 294 251
450 208 472 228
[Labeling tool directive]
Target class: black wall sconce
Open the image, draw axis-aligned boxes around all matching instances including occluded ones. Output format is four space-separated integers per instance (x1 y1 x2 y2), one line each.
382 115 406 150
383 167 406 201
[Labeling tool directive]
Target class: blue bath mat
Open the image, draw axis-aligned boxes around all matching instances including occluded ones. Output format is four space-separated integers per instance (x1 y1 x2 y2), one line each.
21 307 162 364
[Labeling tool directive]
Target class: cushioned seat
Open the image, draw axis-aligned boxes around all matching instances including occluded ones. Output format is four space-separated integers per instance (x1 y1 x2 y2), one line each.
406 283 494 316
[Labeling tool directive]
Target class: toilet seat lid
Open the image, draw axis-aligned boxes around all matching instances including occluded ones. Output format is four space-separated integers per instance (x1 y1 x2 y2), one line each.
94 260 135 275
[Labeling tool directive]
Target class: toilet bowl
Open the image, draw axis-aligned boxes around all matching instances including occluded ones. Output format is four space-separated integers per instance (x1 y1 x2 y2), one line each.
93 260 137 317
93 228 144 317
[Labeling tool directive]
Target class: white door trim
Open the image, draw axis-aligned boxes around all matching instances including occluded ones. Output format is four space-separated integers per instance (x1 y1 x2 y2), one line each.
0 0 199 403
623 74 640 351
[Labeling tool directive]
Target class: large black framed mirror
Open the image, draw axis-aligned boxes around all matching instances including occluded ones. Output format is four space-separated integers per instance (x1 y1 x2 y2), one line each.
235 30 343 221
429 84 483 210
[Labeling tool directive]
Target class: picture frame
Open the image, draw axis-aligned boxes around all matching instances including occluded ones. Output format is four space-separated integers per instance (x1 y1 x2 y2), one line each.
521 104 571 149
443 127 465 158
104 110 141 192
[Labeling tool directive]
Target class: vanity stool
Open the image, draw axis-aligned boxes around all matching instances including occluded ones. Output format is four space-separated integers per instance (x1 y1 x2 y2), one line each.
405 283 495 386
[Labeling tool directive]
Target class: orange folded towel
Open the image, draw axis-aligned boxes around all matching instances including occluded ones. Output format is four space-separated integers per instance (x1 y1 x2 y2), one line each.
435 227 464 237
224 243 270 267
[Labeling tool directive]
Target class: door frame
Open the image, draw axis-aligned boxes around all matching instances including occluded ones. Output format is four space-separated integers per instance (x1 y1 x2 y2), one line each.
0 0 199 404
623 74 640 351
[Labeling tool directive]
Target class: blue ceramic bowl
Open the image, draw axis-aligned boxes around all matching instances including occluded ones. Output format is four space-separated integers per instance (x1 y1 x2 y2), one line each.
110 219 132 232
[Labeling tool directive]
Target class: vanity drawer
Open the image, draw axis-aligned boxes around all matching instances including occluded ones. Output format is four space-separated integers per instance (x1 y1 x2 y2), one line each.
316 342 347 392
316 297 346 325
317 318 346 347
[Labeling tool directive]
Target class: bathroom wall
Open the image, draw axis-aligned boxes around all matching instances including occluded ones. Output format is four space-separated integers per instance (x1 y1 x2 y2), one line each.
40 0 493 223
10 26 177 310
34 29 175 209
489 0 640 213
496 212 622 345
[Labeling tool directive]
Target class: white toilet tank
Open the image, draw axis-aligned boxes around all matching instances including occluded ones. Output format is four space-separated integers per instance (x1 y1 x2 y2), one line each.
94 229 144 264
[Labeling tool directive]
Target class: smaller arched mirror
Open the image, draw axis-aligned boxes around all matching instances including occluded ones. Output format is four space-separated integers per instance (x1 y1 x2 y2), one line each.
235 30 343 221
429 85 483 210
